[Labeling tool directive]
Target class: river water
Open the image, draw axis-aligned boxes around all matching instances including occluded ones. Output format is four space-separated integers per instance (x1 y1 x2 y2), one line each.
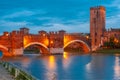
0 52 2 58
1 52 120 80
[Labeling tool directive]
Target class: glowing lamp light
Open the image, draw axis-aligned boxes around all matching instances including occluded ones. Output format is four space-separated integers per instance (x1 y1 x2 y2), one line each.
43 34 45 36
86 36 89 39
6 33 9 36
114 38 119 43
44 39 49 46
50 41 53 44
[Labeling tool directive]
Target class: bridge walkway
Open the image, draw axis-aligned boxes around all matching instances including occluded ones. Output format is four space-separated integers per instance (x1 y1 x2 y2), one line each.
0 64 14 80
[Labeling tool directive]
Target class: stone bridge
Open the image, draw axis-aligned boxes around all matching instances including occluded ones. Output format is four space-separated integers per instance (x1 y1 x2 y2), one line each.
0 28 91 57
64 33 91 53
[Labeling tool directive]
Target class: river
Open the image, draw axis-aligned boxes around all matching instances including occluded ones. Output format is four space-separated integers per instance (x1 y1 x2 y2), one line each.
1 52 120 80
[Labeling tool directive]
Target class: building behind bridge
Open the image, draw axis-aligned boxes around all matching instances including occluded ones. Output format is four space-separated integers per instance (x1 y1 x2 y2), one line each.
103 28 120 46
90 6 120 50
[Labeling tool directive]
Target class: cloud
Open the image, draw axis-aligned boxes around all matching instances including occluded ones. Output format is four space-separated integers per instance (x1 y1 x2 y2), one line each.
0 20 31 28
105 0 120 12
0 15 90 33
28 21 89 33
0 0 91 33
105 0 120 29
110 0 120 9
37 17 52 21
2 10 35 19
106 14 120 29
102 0 120 29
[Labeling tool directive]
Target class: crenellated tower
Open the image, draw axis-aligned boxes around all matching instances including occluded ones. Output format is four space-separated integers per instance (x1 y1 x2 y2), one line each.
90 6 106 50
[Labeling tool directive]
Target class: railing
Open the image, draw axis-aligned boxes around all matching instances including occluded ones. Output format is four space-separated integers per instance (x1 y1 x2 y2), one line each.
0 61 38 80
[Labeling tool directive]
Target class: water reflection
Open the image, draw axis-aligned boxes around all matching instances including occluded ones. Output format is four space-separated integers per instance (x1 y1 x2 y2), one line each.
62 52 72 69
42 56 57 80
114 56 120 80
63 52 68 59
0 51 3 58
21 57 31 68
86 55 114 80
2 53 120 80
48 56 56 70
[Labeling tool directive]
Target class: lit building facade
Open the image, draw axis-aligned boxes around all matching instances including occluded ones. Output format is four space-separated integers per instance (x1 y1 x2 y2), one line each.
90 6 106 50
90 6 120 49
103 28 120 43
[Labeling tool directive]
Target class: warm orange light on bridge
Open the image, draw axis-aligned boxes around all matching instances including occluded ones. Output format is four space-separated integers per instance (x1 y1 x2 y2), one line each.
64 37 69 44
43 34 46 36
5 33 9 36
44 39 49 46
24 37 28 46
50 41 53 44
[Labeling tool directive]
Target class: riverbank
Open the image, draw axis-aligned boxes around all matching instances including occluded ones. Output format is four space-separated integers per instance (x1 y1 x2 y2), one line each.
0 64 14 80
0 62 37 80
92 49 120 54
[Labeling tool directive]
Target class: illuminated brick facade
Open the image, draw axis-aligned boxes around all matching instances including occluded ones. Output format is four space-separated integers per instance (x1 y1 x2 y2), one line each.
0 28 90 56
103 28 120 43
90 6 106 50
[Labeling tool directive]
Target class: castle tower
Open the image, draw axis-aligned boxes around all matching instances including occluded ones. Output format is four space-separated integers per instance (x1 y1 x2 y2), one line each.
90 6 106 51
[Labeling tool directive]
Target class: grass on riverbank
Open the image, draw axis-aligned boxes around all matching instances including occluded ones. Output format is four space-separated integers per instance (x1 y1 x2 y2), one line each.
93 49 120 54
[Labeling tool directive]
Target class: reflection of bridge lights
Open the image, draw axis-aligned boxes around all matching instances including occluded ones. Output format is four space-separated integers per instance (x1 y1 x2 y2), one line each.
49 56 54 62
114 57 120 80
63 52 68 59
62 52 72 69
49 56 56 70
21 57 31 68
42 56 56 80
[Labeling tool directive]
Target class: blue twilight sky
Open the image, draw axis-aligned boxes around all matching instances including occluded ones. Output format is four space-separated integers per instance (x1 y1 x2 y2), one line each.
0 0 119 34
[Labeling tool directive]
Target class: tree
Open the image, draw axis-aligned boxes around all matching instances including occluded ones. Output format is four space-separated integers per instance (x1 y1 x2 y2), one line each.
103 37 120 49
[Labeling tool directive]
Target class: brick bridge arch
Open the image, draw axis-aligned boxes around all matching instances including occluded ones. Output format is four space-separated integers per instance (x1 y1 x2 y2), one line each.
0 45 11 56
24 42 49 54
64 40 91 53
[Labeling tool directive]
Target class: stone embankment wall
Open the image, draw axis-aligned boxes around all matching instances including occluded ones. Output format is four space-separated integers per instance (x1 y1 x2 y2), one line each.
0 61 37 80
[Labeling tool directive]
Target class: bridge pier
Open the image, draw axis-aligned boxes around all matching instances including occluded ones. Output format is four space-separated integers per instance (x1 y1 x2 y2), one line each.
12 48 23 56
50 48 64 54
